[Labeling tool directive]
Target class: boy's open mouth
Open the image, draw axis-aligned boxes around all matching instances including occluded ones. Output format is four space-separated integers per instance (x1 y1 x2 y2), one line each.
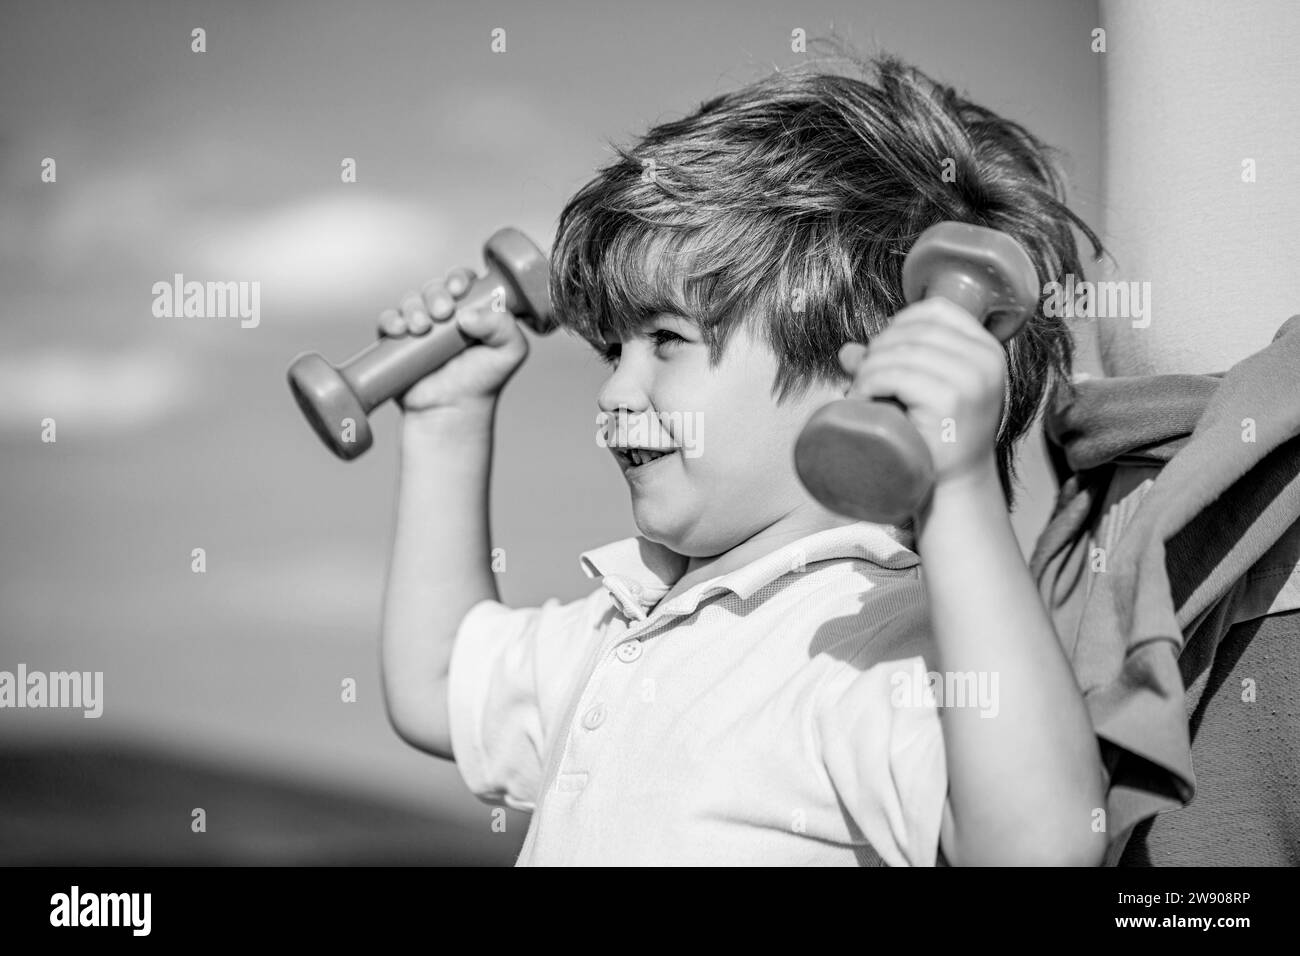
615 447 678 470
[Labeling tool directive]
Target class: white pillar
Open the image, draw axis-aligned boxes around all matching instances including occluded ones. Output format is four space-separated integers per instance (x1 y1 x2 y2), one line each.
1096 0 1300 376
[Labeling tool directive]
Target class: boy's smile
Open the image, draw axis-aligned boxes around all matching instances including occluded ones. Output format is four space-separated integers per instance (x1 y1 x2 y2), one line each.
614 445 677 473
594 311 848 559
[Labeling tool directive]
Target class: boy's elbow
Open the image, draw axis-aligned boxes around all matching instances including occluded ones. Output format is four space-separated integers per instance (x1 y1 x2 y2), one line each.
383 679 454 761
1068 835 1108 868
1043 833 1107 867
948 835 1106 867
969 830 1106 867
1015 761 1108 866
1013 815 1108 867
944 801 1109 866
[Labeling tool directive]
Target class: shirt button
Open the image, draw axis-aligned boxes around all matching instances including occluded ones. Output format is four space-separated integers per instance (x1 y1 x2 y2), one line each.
581 703 607 730
615 641 643 663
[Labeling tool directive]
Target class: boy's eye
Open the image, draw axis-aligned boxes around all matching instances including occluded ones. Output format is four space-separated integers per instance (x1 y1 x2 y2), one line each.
596 341 621 366
650 329 685 350
593 329 684 367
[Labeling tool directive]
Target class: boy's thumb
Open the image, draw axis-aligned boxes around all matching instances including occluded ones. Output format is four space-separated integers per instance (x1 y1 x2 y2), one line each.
457 304 521 349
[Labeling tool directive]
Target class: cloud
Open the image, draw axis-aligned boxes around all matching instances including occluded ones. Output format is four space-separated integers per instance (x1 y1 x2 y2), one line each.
0 345 193 433
199 194 446 313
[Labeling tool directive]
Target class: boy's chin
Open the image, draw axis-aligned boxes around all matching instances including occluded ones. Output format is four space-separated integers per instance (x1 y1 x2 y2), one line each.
631 506 731 558
631 512 673 546
630 504 689 551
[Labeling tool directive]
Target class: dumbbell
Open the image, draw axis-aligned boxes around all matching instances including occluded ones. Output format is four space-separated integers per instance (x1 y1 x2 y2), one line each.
793 221 1039 523
287 227 554 460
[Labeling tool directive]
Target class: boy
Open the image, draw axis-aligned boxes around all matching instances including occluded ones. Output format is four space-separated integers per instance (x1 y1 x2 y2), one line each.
378 54 1106 866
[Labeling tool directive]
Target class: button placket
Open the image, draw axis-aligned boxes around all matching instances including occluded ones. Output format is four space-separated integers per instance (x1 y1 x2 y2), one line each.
549 605 684 796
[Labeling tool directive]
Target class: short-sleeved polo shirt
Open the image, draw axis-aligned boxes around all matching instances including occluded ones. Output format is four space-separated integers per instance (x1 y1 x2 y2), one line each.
446 521 948 866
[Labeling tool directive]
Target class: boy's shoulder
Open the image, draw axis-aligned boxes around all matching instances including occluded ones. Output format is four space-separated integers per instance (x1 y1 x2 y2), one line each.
793 561 934 669
573 522 933 664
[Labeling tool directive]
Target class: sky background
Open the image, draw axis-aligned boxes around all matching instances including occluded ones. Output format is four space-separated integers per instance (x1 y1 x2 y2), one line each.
0 0 1103 860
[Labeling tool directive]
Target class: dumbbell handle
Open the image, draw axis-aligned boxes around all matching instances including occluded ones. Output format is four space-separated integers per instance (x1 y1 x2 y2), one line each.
287 227 552 460
340 272 526 412
917 272 1025 341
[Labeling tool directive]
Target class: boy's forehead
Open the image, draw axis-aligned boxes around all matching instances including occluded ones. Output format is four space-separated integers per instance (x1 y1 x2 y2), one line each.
581 228 721 342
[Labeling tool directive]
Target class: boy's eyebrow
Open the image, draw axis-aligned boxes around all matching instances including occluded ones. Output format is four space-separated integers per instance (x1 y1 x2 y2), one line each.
644 311 699 329
591 313 697 344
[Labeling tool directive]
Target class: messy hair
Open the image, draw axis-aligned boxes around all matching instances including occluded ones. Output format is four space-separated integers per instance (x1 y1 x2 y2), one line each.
549 46 1103 507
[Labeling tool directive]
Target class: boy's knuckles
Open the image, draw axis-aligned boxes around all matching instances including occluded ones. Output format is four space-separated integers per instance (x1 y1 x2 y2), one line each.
875 321 961 355
925 296 982 324
447 267 476 295
853 355 895 384
421 287 454 318
378 309 405 338
460 307 512 346
838 341 869 371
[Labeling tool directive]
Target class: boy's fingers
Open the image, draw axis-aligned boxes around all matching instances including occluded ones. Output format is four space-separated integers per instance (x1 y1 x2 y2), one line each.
869 316 1007 382
445 267 476 298
865 325 988 366
853 364 960 413
377 308 405 338
839 341 869 374
399 291 432 335
892 298 1003 347
458 303 522 350
421 281 457 321
856 348 985 399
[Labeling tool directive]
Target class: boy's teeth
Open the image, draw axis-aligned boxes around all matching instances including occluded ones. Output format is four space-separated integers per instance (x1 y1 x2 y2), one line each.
629 448 670 466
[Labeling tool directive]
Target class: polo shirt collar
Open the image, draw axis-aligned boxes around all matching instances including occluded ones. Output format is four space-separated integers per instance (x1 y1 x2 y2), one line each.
578 521 919 622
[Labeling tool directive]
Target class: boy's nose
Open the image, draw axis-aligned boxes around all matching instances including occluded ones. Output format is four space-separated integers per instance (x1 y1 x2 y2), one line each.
596 349 653 418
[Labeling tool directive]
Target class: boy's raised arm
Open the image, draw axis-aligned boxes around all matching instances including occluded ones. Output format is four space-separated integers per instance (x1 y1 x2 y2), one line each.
917 458 1106 866
377 270 532 760
381 404 500 759
845 296 1106 866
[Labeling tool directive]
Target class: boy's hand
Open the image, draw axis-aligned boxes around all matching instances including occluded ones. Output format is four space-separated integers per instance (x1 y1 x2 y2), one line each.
377 266 530 415
838 298 1008 487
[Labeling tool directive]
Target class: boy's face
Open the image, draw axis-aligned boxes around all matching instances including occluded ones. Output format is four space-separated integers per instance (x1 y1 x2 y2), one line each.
596 312 847 557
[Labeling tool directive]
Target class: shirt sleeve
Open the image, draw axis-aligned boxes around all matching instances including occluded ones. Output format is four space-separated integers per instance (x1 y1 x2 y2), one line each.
813 598 948 867
446 592 601 812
